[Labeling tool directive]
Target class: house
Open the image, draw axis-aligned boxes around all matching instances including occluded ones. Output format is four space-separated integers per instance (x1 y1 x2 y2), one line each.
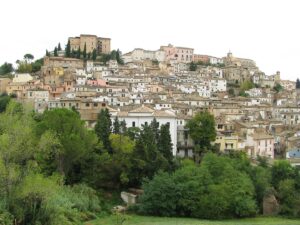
111 105 177 155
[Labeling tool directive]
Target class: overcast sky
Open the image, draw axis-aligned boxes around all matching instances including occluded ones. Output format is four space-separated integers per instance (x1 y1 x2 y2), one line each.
1 0 299 80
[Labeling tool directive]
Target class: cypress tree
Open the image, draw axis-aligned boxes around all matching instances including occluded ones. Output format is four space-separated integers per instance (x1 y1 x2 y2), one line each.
95 108 112 153
65 40 71 57
77 47 81 59
92 49 97 61
58 42 62 51
83 43 87 59
54 47 58 56
113 117 120 134
158 123 173 168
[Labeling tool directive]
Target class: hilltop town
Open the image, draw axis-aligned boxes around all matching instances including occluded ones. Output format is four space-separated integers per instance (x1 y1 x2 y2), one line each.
1 34 299 162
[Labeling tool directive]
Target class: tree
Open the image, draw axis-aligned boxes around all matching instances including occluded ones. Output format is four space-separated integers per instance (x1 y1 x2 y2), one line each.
95 108 112 153
35 108 97 183
113 117 120 134
65 40 71 57
0 94 11 112
46 49 50 57
57 42 62 51
54 47 58 57
130 124 168 186
296 78 300 89
240 79 254 91
24 53 34 63
32 58 43 72
120 120 127 134
189 62 197 71
92 49 97 61
76 47 81 59
158 123 173 168
0 62 13 75
271 160 296 189
150 118 160 142
273 83 283 93
277 179 300 216
185 111 216 161
116 49 124 65
83 43 87 59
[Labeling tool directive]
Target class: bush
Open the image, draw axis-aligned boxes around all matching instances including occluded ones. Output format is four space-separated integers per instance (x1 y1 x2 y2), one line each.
138 154 257 219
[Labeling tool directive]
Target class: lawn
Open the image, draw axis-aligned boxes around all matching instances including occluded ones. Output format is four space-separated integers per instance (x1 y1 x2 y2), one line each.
86 214 300 225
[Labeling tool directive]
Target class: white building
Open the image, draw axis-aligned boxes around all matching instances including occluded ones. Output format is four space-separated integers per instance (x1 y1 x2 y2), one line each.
13 73 33 83
122 48 166 63
111 105 177 155
209 78 227 92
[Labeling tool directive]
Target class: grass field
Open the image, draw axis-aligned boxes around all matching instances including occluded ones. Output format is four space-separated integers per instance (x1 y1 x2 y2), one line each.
86 214 300 225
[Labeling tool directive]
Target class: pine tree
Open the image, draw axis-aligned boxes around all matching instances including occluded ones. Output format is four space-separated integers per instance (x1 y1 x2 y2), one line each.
83 43 87 59
57 42 62 51
65 40 71 57
95 108 112 153
158 123 173 168
92 49 97 61
54 47 58 56
296 78 300 89
46 49 50 57
113 117 120 134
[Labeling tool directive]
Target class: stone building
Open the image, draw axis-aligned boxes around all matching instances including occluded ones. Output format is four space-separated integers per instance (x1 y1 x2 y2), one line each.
69 34 111 54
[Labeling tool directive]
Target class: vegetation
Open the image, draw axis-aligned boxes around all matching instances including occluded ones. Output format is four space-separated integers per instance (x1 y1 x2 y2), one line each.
273 83 283 93
185 111 216 162
16 54 43 73
0 62 13 75
0 102 299 224
88 214 300 225
296 78 300 89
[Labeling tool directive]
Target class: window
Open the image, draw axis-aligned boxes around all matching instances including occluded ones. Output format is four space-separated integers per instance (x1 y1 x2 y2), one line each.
132 121 135 127
94 103 98 107
86 103 90 107
102 103 106 107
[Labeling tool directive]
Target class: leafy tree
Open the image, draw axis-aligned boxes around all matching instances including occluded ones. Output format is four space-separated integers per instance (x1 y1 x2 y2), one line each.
113 116 120 134
65 40 71 57
32 58 43 72
16 61 32 73
240 80 254 91
83 43 87 59
35 108 97 183
0 94 11 112
54 47 58 57
0 62 13 75
277 179 300 216
95 108 112 153
92 49 97 61
138 172 179 216
271 160 296 189
57 42 62 51
185 111 216 161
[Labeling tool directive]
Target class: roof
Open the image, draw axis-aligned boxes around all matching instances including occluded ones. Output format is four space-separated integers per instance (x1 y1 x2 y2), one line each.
130 105 154 113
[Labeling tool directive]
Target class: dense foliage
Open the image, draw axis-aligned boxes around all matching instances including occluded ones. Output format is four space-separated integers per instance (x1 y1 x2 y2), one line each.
137 151 300 219
0 102 299 223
